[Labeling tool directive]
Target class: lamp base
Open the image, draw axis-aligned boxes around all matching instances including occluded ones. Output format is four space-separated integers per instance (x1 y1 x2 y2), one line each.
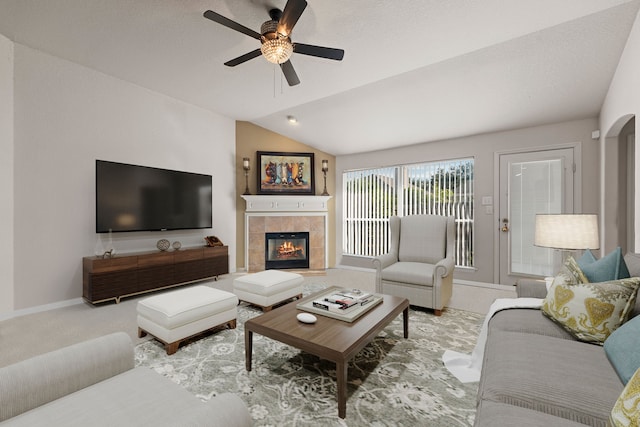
243 173 251 195
321 173 329 196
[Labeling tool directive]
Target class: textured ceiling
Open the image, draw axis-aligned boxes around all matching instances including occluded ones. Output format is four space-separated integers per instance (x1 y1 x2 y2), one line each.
0 0 638 155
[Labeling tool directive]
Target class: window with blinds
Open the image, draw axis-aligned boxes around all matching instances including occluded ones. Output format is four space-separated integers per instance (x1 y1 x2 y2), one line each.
342 158 474 267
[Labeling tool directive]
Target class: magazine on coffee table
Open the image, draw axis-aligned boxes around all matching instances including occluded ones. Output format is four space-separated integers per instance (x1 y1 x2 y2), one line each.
296 288 383 323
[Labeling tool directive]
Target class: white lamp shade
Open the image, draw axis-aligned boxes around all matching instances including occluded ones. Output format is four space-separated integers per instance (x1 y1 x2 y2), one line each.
534 214 599 250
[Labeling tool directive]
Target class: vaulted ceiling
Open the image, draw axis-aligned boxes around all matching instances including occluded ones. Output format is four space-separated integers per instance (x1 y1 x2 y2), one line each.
1 0 638 155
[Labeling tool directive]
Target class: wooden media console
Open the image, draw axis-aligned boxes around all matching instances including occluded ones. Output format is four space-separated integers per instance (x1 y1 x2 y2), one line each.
82 245 229 304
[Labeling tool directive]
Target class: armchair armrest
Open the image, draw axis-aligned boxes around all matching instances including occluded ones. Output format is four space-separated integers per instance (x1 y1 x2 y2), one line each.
372 252 396 293
372 252 397 272
434 256 455 278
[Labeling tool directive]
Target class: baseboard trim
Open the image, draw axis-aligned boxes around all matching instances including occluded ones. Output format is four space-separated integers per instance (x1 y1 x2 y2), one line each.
454 279 514 291
335 265 375 273
0 297 84 321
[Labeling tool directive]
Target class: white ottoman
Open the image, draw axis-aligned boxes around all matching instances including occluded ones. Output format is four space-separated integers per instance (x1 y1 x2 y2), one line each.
233 270 304 312
137 285 238 355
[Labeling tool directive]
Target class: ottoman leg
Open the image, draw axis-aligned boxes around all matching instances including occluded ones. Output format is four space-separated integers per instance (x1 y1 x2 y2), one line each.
166 341 180 355
138 327 147 338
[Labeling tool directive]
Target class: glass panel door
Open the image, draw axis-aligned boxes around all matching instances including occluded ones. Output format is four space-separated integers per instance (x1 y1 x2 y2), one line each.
499 148 574 284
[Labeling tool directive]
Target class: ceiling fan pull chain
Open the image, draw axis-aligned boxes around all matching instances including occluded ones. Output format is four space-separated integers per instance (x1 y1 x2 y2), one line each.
281 68 284 95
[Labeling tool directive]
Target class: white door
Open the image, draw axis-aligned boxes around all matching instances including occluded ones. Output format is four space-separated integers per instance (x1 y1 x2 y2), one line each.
498 148 575 285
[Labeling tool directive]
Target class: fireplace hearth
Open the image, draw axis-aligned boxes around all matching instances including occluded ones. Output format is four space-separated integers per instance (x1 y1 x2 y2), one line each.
265 232 310 270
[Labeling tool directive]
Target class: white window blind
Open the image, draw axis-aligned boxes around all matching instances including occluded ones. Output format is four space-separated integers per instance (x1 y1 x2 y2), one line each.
343 158 474 267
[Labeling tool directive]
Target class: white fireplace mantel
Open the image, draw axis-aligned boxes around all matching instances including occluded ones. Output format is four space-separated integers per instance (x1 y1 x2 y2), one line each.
241 195 332 212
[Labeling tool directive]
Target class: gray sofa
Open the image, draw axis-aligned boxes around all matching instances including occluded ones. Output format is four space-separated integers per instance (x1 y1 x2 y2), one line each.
474 256 640 427
0 332 252 426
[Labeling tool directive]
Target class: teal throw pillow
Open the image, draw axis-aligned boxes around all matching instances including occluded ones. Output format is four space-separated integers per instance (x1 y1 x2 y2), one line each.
577 247 631 282
577 249 598 266
604 315 640 385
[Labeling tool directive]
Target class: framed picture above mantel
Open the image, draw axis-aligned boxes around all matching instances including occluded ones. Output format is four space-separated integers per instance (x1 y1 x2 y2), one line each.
257 151 315 195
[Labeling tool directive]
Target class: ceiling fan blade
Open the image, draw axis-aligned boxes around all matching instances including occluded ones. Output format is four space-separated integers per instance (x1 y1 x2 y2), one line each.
203 10 261 40
277 0 307 37
224 49 262 67
293 43 344 61
280 60 300 86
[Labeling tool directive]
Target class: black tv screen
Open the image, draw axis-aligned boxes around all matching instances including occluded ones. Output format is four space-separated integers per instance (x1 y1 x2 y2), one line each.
96 160 212 233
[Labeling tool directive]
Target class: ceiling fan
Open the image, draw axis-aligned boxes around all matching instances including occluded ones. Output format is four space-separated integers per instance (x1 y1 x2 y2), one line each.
203 0 344 86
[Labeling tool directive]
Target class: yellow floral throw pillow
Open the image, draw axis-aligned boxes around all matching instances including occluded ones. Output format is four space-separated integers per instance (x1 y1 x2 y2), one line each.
610 367 640 427
542 256 640 344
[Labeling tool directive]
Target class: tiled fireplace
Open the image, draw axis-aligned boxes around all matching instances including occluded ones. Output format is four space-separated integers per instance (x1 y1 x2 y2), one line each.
241 195 331 272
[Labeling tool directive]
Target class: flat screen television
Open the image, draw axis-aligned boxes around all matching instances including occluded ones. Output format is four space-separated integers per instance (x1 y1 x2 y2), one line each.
96 160 212 233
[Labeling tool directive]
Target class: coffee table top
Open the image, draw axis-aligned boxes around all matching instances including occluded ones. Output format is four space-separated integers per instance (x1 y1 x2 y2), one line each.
244 286 409 362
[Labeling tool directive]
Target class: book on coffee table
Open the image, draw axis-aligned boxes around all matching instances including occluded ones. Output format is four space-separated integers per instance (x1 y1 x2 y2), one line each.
297 288 383 322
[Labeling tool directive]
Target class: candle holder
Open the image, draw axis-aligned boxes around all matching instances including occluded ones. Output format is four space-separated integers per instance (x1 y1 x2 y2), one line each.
242 157 251 195
321 159 329 196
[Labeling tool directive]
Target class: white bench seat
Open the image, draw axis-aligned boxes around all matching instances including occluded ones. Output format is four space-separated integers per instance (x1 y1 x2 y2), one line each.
137 285 238 354
233 270 304 311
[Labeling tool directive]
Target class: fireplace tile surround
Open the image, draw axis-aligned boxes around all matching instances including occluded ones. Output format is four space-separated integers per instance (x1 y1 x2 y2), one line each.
241 196 331 272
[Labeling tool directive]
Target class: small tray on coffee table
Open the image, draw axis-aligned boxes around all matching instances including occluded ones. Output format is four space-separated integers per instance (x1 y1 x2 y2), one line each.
296 288 383 322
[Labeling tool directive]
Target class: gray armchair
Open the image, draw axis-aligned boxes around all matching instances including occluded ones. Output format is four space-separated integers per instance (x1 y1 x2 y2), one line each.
372 215 455 315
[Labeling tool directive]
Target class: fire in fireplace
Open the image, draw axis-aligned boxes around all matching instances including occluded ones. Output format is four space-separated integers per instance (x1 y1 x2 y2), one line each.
265 232 310 270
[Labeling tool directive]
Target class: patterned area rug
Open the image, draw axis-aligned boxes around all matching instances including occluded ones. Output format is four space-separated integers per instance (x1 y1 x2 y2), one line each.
135 285 483 426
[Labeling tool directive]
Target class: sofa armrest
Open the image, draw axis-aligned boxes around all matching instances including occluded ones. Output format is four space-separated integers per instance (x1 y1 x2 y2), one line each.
0 332 134 422
516 279 548 298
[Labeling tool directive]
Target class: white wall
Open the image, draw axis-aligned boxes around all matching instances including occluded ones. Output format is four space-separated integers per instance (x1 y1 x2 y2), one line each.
600 8 640 251
0 34 14 313
336 118 600 284
8 44 236 312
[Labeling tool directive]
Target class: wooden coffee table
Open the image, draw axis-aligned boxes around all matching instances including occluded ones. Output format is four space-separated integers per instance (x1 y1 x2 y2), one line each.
244 286 409 419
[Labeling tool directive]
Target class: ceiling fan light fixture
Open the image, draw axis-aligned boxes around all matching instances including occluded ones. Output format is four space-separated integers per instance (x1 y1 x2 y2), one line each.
261 37 293 64
260 19 292 64
204 1 343 86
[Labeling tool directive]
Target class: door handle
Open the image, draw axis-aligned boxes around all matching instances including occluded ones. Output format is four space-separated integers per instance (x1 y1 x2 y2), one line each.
501 218 509 232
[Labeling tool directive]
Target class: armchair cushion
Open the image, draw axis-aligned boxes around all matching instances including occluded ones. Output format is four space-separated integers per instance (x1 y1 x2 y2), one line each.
381 262 435 286
398 215 448 264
